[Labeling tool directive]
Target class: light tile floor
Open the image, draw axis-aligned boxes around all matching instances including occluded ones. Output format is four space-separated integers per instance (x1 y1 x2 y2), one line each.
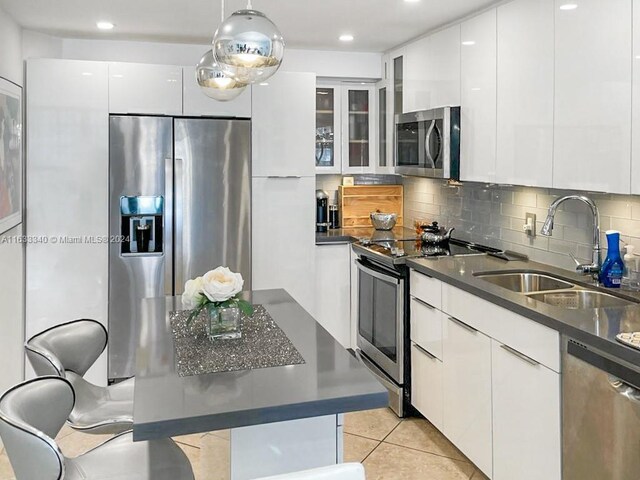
0 408 488 480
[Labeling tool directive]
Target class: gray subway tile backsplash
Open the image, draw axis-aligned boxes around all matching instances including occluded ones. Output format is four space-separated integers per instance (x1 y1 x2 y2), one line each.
402 177 640 272
316 174 640 273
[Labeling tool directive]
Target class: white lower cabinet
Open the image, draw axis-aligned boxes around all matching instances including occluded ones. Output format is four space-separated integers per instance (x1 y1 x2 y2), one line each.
315 244 351 347
411 343 443 431
442 316 493 477
491 340 561 480
252 177 316 315
349 247 359 350
409 269 562 480
410 297 444 360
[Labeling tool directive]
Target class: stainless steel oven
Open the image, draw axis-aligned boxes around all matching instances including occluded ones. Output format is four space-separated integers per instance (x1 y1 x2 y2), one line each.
395 106 460 180
356 258 406 416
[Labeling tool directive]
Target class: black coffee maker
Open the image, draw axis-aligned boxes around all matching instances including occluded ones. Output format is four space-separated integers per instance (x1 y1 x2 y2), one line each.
316 190 329 233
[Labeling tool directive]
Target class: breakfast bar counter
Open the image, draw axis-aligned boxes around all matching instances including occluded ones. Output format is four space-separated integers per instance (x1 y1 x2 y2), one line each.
133 288 387 479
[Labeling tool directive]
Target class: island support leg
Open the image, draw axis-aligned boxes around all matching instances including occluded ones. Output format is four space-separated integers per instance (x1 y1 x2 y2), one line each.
229 414 343 480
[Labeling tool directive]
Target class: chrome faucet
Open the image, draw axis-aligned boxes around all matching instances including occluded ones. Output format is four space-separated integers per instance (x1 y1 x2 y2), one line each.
540 195 601 277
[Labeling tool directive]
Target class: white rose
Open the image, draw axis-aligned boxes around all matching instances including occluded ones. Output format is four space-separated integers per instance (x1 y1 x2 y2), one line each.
201 267 244 302
181 276 204 309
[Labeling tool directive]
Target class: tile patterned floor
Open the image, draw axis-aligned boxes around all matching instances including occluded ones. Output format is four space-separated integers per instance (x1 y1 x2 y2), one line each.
0 408 487 479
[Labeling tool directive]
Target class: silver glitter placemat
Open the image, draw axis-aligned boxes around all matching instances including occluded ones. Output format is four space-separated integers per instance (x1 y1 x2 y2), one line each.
170 304 306 377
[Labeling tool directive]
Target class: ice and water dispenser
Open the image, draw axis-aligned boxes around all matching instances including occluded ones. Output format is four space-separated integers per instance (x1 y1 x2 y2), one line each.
119 196 163 255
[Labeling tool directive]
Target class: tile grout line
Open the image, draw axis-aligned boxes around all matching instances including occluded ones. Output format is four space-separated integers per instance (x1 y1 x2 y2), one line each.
381 436 475 466
356 417 403 465
381 437 473 464
360 440 382 464
175 440 202 450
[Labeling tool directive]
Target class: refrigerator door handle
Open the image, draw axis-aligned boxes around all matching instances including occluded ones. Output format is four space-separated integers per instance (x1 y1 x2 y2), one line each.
164 157 174 296
174 157 184 293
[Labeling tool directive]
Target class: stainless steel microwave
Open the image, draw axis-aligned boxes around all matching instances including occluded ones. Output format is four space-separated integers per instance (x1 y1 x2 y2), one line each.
395 106 460 179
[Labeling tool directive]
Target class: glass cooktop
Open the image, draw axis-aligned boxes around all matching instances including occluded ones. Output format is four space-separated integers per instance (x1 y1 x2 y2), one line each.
355 236 499 261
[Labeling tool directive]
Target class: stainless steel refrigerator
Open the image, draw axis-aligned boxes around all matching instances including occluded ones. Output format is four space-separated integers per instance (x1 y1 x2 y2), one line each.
108 115 251 381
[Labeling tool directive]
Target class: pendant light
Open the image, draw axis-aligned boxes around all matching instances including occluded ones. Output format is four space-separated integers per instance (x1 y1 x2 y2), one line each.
212 0 285 84
195 0 247 101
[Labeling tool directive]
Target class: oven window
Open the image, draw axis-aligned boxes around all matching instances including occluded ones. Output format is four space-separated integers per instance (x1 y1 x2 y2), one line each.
396 121 421 167
358 270 398 363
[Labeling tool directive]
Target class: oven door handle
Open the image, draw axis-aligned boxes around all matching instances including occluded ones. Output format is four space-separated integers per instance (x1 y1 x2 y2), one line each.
356 259 402 284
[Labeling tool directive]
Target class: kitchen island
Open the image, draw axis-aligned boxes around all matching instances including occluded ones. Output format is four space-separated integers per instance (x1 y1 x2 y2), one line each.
133 288 387 479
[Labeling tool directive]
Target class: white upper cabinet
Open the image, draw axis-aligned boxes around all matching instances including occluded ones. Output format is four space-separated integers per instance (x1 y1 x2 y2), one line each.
404 25 461 113
428 25 461 109
252 72 316 177
632 0 640 194
108 63 182 115
403 36 430 113
496 0 554 187
554 0 632 194
460 9 497 183
183 65 252 118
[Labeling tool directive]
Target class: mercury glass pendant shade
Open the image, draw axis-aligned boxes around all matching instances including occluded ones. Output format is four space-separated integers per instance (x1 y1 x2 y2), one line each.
195 50 247 101
213 9 285 84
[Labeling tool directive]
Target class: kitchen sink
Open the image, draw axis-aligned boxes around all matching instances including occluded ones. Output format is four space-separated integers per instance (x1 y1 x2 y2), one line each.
474 271 575 293
527 290 636 309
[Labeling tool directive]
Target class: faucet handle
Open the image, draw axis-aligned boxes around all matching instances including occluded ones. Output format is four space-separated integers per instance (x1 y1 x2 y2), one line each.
568 252 600 276
568 252 581 267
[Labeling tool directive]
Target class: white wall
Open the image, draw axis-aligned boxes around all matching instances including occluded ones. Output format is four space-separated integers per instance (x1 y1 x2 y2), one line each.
56 37 382 79
0 5 24 407
22 30 63 60
0 5 23 85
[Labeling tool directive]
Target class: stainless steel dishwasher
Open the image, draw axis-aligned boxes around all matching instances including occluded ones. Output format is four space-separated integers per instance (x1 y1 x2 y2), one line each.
563 336 640 479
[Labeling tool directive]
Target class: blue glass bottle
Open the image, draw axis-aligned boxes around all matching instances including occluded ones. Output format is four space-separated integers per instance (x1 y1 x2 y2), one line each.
599 230 624 288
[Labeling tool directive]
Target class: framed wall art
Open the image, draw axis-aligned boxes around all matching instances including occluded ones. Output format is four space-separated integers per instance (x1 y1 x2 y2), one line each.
0 77 22 235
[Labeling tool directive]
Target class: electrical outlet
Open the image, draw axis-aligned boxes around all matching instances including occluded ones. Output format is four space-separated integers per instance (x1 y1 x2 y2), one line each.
523 213 536 237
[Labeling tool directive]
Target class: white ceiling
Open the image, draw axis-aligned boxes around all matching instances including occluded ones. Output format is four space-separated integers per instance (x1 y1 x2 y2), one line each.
0 0 500 52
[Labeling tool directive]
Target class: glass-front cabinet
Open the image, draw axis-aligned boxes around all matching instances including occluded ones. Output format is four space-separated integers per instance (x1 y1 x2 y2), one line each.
315 84 341 174
342 84 376 174
378 85 387 169
315 82 377 174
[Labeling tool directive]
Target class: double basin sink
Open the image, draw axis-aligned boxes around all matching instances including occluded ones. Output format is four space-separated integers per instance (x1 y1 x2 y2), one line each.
474 271 637 310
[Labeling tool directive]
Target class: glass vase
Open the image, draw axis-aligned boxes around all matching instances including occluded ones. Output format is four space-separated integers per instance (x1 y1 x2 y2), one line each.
206 304 242 340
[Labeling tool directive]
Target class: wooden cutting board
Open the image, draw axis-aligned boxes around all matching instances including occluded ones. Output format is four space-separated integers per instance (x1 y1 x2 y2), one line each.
338 185 404 228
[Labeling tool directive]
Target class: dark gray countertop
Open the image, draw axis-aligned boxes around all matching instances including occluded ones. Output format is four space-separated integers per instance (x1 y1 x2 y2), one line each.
132 289 388 441
316 226 416 245
406 255 640 366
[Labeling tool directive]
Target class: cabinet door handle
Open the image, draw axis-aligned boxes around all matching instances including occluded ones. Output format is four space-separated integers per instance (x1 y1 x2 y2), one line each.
412 297 435 310
500 344 540 367
266 175 302 179
448 316 477 333
413 343 437 360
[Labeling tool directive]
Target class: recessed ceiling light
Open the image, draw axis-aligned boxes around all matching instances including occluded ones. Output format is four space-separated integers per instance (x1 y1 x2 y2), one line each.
461 41 476 46
339 34 354 42
259 82 269 86
81 72 93 76
559 3 578 10
404 0 421 3
96 21 114 30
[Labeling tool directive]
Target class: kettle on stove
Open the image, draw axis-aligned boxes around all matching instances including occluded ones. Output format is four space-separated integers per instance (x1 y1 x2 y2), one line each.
420 221 455 244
